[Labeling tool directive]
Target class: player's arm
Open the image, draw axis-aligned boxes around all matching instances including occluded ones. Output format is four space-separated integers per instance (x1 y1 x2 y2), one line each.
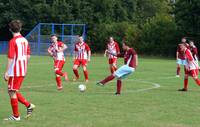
106 50 123 57
116 43 120 54
4 41 15 81
135 54 138 67
73 44 78 60
86 44 91 62
176 50 179 60
27 44 31 62
47 47 53 57
104 44 108 57
57 43 67 52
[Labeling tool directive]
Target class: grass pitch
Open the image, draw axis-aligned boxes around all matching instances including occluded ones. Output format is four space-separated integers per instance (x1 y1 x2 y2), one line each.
0 55 200 127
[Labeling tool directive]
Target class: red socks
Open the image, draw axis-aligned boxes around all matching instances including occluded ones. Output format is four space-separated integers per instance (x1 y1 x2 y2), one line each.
11 98 19 117
101 75 115 84
117 80 122 94
184 78 188 90
16 92 30 107
83 70 89 80
56 77 62 88
73 69 79 79
177 67 180 75
195 79 200 86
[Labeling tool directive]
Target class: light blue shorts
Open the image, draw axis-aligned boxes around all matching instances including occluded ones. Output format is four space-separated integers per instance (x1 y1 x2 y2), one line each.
177 59 187 65
114 65 135 79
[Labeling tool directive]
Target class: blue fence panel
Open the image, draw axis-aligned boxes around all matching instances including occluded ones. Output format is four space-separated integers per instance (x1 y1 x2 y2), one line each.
0 41 8 54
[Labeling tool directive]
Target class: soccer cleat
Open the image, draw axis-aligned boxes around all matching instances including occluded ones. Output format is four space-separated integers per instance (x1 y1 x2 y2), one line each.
4 115 20 121
63 72 68 81
57 86 63 90
96 82 104 86
73 77 79 82
115 92 121 95
85 79 89 83
176 75 180 78
178 88 187 92
26 103 36 119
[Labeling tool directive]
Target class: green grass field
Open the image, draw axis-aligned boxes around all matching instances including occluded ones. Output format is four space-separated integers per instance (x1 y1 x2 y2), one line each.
1 55 200 127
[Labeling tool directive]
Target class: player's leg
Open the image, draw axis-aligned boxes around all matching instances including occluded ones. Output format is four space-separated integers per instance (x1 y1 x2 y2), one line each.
109 58 117 74
178 70 189 91
73 59 80 81
60 61 68 81
4 77 21 120
54 60 65 76
16 91 35 118
5 90 20 121
191 69 200 86
56 75 62 90
176 64 181 77
97 65 134 86
116 79 122 95
82 60 89 82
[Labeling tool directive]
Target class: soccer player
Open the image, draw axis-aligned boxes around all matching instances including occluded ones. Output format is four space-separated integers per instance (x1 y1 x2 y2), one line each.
189 40 198 65
3 20 35 121
176 37 189 77
73 36 91 82
104 37 120 74
97 42 138 95
178 44 200 91
48 34 68 90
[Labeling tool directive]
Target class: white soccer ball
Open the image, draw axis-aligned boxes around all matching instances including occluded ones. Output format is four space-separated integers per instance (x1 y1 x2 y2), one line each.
78 84 86 92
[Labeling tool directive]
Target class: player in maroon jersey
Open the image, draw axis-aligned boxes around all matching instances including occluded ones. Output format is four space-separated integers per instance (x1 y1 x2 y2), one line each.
48 34 68 90
104 37 120 74
3 20 35 121
97 42 138 95
189 40 198 64
73 36 91 82
176 37 189 77
178 44 200 91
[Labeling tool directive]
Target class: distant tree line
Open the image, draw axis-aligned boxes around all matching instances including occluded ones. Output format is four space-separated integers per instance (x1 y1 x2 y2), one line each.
0 0 199 56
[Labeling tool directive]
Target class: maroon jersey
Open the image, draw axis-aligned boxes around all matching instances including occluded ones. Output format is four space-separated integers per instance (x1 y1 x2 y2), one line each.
117 48 137 68
190 45 198 61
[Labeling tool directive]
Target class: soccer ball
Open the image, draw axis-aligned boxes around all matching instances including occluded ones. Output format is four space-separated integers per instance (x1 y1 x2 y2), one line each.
78 84 86 92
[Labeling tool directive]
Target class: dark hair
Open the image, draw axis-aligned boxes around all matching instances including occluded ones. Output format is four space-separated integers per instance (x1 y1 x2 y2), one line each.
50 34 58 37
9 20 22 33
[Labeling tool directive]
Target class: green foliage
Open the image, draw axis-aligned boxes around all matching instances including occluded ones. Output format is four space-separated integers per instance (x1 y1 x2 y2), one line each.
1 0 196 57
139 14 178 56
88 22 139 52
175 0 200 43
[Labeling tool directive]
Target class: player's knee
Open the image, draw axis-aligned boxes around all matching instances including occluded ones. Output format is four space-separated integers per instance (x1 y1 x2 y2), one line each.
83 66 87 71
73 66 78 70
8 91 17 98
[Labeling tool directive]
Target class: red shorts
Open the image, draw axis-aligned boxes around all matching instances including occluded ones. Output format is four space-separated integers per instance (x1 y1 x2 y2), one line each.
74 59 87 66
8 76 24 91
54 60 65 70
109 58 117 65
185 69 199 77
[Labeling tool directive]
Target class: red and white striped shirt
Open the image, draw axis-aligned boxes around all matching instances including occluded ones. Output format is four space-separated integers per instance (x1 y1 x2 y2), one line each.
7 35 31 77
107 41 120 59
74 42 90 60
48 41 65 61
185 49 199 70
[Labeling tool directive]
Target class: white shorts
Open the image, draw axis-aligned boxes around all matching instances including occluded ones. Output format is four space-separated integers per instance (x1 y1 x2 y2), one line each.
177 59 187 65
114 65 135 79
